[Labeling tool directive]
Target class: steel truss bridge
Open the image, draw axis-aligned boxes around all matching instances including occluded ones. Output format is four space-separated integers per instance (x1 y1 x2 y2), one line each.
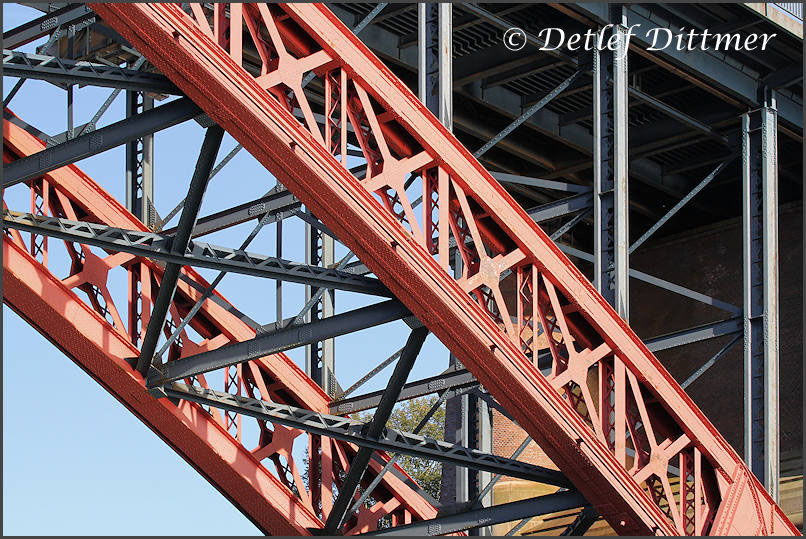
2 2 801 536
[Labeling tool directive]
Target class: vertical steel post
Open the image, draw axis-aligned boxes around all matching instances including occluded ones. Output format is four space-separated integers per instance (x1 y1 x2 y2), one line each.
419 3 452 129
742 97 779 501
66 86 74 141
125 90 154 225
125 83 154 350
593 8 629 320
305 222 335 394
421 1 468 511
476 397 493 536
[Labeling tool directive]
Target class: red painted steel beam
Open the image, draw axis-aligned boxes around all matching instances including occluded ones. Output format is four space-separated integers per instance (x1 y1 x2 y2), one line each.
3 237 321 535
87 2 798 535
3 118 438 533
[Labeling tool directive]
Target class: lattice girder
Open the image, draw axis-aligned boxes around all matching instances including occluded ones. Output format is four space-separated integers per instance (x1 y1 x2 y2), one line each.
86 3 798 535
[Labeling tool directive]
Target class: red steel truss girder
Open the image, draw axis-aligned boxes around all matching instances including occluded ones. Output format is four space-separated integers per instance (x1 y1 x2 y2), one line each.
3 231 321 536
2 118 438 534
88 3 798 535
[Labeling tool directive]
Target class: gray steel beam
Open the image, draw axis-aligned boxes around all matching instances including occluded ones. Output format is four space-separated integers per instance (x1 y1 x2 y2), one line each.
330 367 477 414
761 63 803 90
325 327 429 533
627 87 729 145
681 335 742 390
472 436 532 511
629 156 735 253
742 104 779 500
3 97 201 187
644 317 742 352
527 192 593 223
305 210 336 394
351 387 467 516
146 299 411 386
136 126 224 375
418 3 452 130
550 209 592 241
560 506 599 536
592 16 629 320
490 172 591 194
2 50 179 94
474 69 584 159
365 490 586 536
2 4 95 50
1 212 388 297
125 89 155 226
167 190 301 239
154 144 246 233
334 346 403 400
163 382 570 486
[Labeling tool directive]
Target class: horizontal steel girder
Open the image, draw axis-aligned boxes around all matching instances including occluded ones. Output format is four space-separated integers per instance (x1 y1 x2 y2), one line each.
3 97 200 187
147 299 412 386
2 50 180 94
164 190 302 239
527 192 594 223
365 490 587 536
646 317 742 352
3 4 96 50
329 367 478 414
490 172 591 194
164 382 570 487
2 212 390 297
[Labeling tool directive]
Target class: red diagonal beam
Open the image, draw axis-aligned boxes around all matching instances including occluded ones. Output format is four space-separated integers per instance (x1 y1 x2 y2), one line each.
3 236 321 535
87 3 798 535
3 117 438 532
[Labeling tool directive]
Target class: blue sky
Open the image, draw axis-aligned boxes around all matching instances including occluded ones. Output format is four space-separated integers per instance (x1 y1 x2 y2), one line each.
3 3 450 534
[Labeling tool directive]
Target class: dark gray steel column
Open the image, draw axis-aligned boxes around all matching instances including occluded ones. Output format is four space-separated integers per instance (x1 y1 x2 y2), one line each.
593 7 629 320
420 3 478 516
741 97 779 501
305 220 336 395
135 125 224 375
125 89 154 226
324 327 429 533
418 3 452 130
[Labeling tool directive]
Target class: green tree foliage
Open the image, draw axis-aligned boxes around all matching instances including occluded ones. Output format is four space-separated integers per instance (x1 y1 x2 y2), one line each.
355 395 445 500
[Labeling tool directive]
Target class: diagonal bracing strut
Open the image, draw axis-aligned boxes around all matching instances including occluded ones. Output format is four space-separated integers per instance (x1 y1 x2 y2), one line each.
1 212 390 297
136 125 224 374
324 327 429 533
3 97 201 188
146 299 412 386
162 382 569 487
